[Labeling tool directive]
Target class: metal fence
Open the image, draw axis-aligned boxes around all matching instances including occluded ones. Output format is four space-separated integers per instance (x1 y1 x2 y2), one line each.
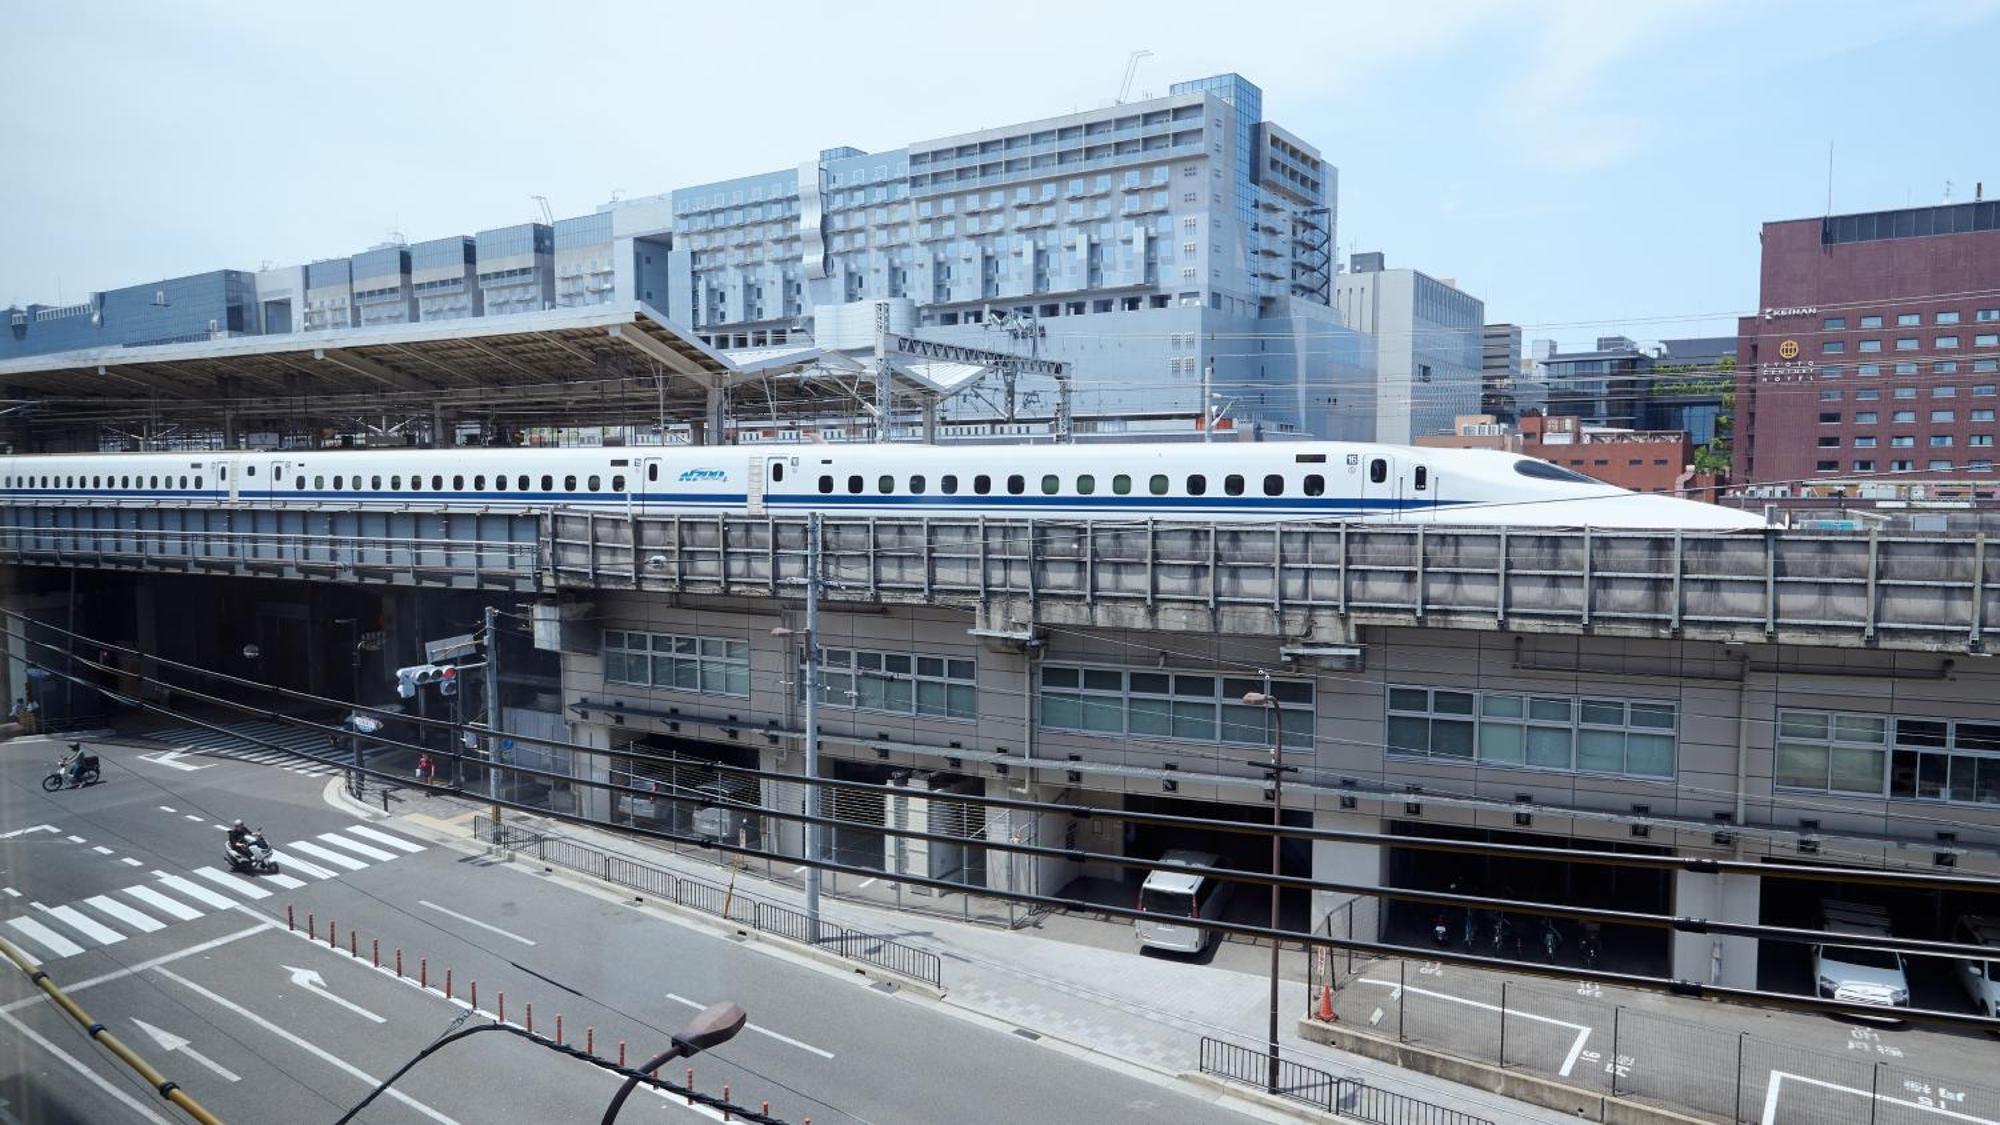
473 816 943 991
1197 1037 1491 1125
1304 953 2000 1124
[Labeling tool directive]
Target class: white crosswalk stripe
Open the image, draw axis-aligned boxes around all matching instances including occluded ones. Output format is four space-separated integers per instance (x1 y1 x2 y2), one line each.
346 826 426 853
139 719 349 775
268 851 339 879
35 904 125 946
150 872 244 911
81 895 166 934
315 833 396 862
122 885 202 921
193 867 271 899
284 841 367 871
6 917 84 960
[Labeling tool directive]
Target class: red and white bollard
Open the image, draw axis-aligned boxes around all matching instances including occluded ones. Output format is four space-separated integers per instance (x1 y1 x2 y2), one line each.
372 938 379 968
618 1040 626 1068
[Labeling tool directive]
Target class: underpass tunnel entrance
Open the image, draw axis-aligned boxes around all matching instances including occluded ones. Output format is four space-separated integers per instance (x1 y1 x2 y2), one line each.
1115 794 1314 935
1386 821 1672 976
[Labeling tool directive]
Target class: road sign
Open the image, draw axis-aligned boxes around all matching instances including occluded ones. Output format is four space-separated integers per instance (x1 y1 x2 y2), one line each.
358 630 385 652
425 633 480 663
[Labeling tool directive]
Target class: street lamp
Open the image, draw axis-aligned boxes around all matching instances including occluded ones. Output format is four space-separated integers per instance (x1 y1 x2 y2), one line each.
1242 681 1287 1096
599 1001 747 1124
772 617 822 944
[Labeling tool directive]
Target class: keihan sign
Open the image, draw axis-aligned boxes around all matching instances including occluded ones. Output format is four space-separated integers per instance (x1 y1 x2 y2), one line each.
1763 306 1820 320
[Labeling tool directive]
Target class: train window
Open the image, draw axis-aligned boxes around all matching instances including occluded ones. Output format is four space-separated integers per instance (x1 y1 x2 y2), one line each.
878 474 894 494
771 463 785 483
453 475 465 491
1076 474 1096 495
1369 458 1387 484
179 476 188 489
1414 466 1429 492
246 465 256 477
1224 474 1244 496
909 475 926 494
941 475 959 495
563 475 577 491
151 476 160 488
274 467 283 480
1303 474 1325 496
974 475 991 495
331 476 343 491
539 475 552 491
1512 459 1597 484
609 475 623 492
1041 474 1060 495
587 475 601 491
847 475 863 494
1112 474 1131 495
351 475 361 491
1007 474 1025 495
1295 453 1327 464
373 475 384 490
121 476 131 488
647 464 659 482
1150 474 1169 495
219 467 227 480
1186 474 1207 496
92 476 101 488
1263 474 1284 496
516 475 528 491
819 475 835 494
194 476 203 489
389 475 400 490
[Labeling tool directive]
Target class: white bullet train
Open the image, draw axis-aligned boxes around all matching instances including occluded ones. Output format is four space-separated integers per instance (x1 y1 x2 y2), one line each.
0 441 1767 530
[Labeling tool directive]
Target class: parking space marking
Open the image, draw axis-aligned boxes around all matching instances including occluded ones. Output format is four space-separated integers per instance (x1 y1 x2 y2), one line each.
1357 977 1594 1077
155 966 460 1124
81 895 165 934
665 993 835 1059
284 840 367 871
1763 1071 1998 1125
417 900 536 946
4 917 84 960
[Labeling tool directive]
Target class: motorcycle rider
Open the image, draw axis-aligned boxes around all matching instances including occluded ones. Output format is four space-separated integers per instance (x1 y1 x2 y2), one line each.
227 819 256 860
61 742 87 786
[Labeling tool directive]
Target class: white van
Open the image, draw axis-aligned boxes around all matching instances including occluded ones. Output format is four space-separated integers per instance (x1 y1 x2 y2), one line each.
1134 850 1233 954
1812 900 1910 1011
1951 915 2000 1019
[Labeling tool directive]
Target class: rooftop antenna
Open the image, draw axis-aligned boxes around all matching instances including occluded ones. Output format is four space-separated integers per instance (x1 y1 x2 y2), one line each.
531 195 554 225
1943 179 1954 204
1116 49 1152 104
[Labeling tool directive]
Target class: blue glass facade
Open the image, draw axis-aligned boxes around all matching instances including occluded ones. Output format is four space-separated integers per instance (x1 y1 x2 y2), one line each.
2 271 253 359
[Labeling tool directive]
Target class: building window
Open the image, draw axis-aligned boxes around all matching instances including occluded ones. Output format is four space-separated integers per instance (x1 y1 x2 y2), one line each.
1776 710 1888 794
1819 390 1842 401
1929 459 1954 470
1818 412 1841 423
1898 313 1921 326
603 630 751 697
823 648 976 720
1859 339 1883 353
1932 410 1956 423
1387 686 1674 777
1854 436 1878 448
1823 317 1847 330
1978 309 2000 322
1895 338 1919 351
1860 315 1884 329
1977 334 2000 348
1042 665 1313 748
1937 336 1961 349
1858 364 1880 377
1938 311 1961 325
1855 411 1878 423
1822 341 1846 354
1853 460 1875 472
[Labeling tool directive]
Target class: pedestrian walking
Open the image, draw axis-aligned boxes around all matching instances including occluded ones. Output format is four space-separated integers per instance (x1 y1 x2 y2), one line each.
22 696 40 734
417 753 434 783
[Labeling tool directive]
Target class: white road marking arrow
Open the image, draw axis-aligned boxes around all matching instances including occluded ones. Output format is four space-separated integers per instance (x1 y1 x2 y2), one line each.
0 825 58 840
281 966 385 1024
130 1018 241 1082
136 751 211 772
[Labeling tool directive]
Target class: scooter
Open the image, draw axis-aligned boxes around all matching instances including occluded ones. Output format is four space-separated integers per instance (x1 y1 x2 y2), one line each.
42 751 101 791
1431 911 1451 947
224 831 281 875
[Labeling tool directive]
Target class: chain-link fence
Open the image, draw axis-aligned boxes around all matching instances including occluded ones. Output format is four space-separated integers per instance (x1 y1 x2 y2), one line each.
1303 952 2000 1124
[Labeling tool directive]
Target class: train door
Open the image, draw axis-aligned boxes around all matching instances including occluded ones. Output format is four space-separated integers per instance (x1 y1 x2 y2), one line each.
635 457 662 513
212 459 238 502
268 460 293 504
746 455 792 515
1361 453 1394 519
1408 461 1435 515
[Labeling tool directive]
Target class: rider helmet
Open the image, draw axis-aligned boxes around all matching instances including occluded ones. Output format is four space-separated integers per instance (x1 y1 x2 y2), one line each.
233 818 245 828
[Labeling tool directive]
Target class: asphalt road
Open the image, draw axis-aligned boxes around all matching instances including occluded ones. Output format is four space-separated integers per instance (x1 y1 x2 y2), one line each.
0 734 1259 1124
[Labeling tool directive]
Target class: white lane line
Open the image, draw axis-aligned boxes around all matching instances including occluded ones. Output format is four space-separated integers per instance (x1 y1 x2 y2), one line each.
91 846 114 855
285 840 368 871
150 872 242 910
120 857 143 867
122 885 203 921
664 993 834 1059
1356 977 1593 1077
193 867 271 899
416 901 536 946
5 917 86 959
65 835 85 843
158 805 177 813
34 903 125 946
345 825 426 853
182 814 204 822
156 967 460 1124
2 887 20 897
315 833 397 862
267 850 339 879
0 1009 173 1124
1 922 271 1013
82 895 166 934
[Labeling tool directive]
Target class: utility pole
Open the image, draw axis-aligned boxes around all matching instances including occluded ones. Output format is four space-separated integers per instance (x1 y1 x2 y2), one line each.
484 604 503 838
1201 358 1214 443
803 514 823 943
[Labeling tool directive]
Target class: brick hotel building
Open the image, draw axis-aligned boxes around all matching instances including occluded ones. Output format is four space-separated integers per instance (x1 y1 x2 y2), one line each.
1736 198 2000 493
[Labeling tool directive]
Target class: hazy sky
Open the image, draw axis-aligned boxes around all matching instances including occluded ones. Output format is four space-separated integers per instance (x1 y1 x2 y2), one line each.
2 0 1995 348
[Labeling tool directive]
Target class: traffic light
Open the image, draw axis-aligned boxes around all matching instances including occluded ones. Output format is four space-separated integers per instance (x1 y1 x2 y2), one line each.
394 663 450 698
438 665 458 697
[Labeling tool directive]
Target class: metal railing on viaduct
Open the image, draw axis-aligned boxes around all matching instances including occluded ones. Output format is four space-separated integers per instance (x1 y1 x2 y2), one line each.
8 501 2000 652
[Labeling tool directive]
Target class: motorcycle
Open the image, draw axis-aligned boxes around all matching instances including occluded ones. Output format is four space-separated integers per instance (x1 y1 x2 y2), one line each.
224 831 281 875
42 752 101 791
1431 911 1451 947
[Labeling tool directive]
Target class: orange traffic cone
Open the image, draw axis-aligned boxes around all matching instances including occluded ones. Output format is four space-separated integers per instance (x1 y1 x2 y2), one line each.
1316 983 1336 1022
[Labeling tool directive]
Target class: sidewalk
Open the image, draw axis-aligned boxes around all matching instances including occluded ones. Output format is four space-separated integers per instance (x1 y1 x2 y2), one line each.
410 799 1573 1125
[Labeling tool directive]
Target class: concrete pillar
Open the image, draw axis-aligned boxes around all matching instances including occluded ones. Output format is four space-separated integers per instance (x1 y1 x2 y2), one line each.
889 775 930 888
1310 808 1386 942
573 724 613 824
761 744 804 859
1673 869 1760 988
